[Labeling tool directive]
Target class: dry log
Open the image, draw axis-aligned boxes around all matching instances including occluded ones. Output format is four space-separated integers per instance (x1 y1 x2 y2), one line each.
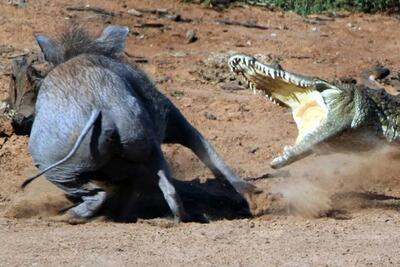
6 56 44 134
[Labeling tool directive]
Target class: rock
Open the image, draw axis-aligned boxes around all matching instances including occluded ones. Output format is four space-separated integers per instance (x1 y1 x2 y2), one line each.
11 0 27 8
247 146 259 154
127 8 142 17
185 30 198 44
170 90 185 97
204 112 217 120
164 13 181 21
155 75 172 84
370 65 390 80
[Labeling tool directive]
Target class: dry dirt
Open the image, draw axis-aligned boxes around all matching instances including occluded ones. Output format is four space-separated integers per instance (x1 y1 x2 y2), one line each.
1 0 400 266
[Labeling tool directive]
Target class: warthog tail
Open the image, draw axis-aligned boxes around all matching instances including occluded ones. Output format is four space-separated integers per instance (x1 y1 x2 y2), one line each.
21 109 101 189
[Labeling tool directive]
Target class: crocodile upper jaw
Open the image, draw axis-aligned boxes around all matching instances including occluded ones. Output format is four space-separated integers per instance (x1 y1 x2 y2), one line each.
228 53 331 143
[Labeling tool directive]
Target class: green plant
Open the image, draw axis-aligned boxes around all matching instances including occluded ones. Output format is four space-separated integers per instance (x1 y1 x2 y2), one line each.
184 0 400 15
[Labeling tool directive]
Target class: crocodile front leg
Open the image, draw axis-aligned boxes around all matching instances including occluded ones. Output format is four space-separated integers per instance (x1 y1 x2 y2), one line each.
271 119 350 169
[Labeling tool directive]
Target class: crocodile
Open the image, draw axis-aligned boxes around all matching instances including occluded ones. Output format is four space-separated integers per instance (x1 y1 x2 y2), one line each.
228 53 400 169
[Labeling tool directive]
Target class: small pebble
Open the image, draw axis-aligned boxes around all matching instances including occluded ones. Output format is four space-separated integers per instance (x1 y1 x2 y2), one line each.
185 30 198 44
127 8 143 17
204 112 217 120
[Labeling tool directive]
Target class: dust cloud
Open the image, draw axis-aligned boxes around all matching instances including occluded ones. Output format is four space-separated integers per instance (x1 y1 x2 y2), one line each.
3 177 71 219
272 143 400 218
5 141 400 220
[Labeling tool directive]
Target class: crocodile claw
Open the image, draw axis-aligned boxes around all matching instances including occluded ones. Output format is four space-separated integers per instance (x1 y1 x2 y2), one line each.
271 155 289 169
270 146 294 169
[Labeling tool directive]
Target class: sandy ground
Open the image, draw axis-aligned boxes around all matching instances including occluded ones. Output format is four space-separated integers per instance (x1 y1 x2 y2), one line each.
1 0 400 266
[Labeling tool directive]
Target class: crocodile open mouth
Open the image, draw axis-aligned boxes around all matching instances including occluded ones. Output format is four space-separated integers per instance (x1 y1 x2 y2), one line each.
228 53 330 143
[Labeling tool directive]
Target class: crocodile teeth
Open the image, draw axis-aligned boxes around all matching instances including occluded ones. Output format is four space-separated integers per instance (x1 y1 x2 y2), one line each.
270 71 275 79
262 68 267 75
229 54 315 106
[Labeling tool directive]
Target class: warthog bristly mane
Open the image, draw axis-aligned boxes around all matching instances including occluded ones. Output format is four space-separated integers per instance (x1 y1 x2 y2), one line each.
36 23 128 66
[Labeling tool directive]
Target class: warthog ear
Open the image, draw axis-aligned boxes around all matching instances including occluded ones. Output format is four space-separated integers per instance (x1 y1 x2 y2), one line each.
92 25 129 55
35 35 63 65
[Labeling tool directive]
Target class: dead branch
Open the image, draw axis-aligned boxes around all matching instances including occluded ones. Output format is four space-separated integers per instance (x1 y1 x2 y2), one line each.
135 8 170 16
124 52 149 63
216 19 269 30
135 23 165 28
66 6 116 16
134 8 192 22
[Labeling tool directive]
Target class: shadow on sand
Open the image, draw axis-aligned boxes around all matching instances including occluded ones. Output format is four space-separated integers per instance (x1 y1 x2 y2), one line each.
99 175 251 223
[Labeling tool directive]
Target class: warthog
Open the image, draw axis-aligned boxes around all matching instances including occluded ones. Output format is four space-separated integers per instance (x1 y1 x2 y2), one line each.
24 25 262 221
